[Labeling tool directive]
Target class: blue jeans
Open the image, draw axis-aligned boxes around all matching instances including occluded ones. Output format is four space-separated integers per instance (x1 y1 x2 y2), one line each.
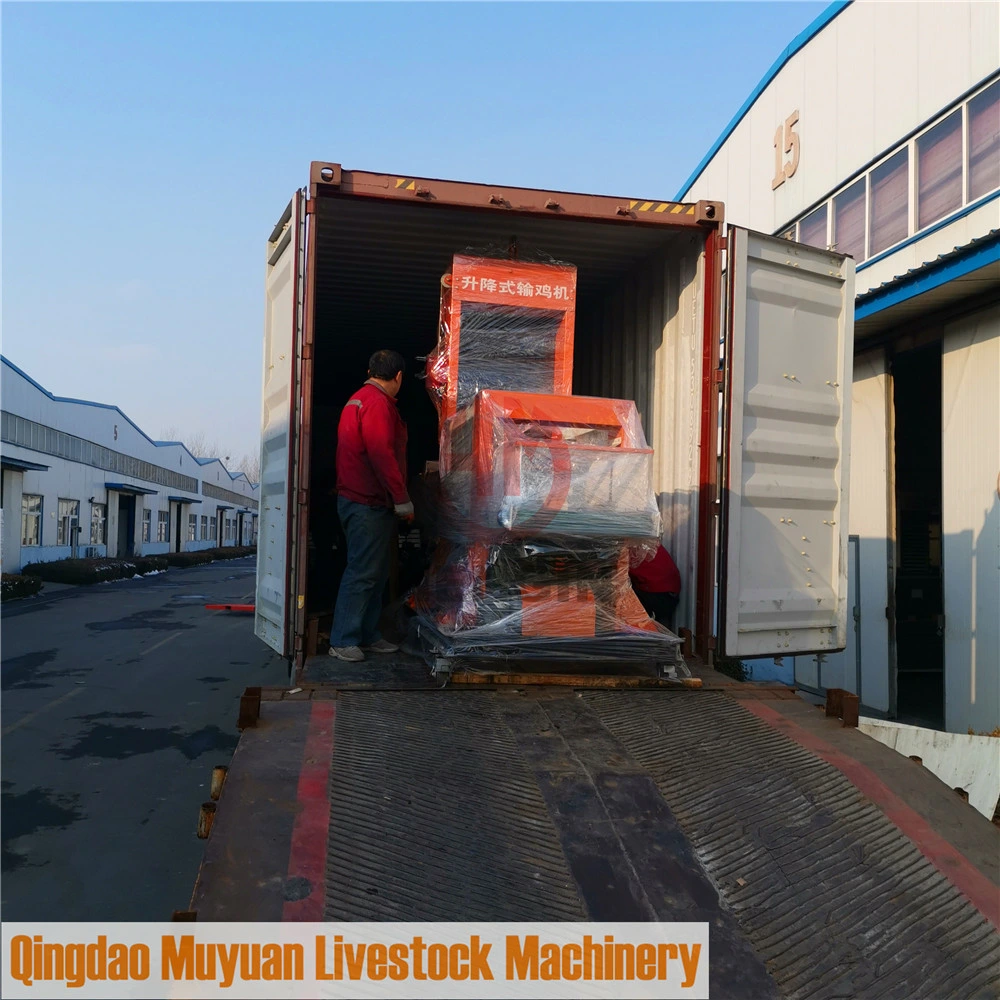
329 497 396 648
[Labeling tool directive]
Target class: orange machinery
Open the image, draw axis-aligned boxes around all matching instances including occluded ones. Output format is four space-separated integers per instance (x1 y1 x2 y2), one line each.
426 256 577 427
439 389 660 541
424 388 662 639
415 253 671 652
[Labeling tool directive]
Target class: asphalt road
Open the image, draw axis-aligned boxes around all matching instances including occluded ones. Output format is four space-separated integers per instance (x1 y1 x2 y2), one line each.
1 556 288 920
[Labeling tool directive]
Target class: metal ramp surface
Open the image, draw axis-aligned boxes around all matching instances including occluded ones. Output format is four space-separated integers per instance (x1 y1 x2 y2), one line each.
322 690 999 1000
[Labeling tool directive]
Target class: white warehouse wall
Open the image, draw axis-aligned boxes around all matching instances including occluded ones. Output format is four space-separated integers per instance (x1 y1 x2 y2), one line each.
941 306 1000 734
682 0 999 242
846 350 892 715
1 357 260 572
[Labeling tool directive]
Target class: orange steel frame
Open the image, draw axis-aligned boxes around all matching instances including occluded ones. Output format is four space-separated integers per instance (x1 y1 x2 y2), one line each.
435 257 577 426
442 388 658 637
465 390 644 504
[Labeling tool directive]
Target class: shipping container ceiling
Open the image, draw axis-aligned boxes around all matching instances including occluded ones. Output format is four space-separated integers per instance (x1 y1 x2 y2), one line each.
312 195 697 378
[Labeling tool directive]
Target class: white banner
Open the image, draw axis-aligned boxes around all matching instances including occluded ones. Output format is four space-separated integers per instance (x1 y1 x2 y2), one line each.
2 922 709 999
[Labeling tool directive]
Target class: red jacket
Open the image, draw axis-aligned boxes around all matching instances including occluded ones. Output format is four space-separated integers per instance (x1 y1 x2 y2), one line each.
629 545 681 595
336 382 409 508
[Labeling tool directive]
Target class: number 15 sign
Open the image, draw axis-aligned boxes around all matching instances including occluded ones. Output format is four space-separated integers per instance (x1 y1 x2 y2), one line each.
772 111 800 190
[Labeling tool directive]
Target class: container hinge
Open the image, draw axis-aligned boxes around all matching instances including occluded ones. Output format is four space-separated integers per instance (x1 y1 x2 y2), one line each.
714 369 724 385
718 237 728 251
297 490 308 506
302 343 313 361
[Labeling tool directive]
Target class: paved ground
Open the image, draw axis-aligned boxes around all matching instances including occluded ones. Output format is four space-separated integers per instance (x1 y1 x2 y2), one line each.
1 557 288 920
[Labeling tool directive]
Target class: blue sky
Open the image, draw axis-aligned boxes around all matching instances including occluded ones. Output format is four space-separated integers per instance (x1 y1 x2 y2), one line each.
2 1 828 468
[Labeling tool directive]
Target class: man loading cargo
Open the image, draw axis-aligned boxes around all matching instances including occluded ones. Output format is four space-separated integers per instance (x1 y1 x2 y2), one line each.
329 350 414 662
629 544 681 630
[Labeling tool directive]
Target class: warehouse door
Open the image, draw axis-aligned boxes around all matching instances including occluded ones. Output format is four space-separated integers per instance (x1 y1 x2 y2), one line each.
720 228 855 659
117 494 135 557
891 343 944 729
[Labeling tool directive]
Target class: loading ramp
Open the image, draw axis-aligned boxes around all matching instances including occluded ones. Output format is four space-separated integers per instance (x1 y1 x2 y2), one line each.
188 673 1000 1000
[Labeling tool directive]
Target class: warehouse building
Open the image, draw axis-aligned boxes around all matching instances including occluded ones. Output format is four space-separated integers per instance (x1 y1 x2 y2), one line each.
679 0 999 736
0 356 259 573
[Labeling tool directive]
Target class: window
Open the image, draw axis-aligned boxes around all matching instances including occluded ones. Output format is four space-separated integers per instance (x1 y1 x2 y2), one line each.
918 110 962 229
833 179 866 261
201 515 208 540
224 518 233 541
188 514 197 542
968 79 1000 200
57 499 80 546
209 516 218 541
142 508 152 542
21 494 42 546
798 204 828 249
157 510 169 542
90 504 107 545
869 148 908 255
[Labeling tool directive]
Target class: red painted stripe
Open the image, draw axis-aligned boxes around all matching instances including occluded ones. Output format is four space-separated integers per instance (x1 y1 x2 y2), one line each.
742 699 1000 931
282 700 336 921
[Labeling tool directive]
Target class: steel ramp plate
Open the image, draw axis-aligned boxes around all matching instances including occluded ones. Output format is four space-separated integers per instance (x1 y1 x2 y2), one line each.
323 690 999 1000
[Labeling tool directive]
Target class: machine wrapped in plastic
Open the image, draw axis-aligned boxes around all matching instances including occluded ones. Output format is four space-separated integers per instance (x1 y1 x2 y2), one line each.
426 255 576 424
439 390 661 543
410 253 684 676
410 539 683 666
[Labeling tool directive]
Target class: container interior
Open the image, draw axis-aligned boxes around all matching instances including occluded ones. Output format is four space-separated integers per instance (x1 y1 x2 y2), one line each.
306 194 708 630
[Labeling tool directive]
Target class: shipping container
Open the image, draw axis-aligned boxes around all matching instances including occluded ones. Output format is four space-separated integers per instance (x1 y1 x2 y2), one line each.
255 162 855 669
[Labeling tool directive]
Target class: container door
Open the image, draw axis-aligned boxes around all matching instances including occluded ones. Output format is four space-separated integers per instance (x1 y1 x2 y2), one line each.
255 193 306 656
793 534 861 693
720 228 855 658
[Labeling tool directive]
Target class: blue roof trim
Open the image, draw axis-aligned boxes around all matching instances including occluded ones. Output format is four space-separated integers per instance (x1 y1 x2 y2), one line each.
857 190 1000 273
1 355 259 487
675 0 852 200
855 232 1000 320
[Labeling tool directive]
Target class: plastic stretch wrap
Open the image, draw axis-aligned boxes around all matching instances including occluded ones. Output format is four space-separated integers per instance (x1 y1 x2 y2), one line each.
439 389 661 545
410 251 680 668
426 256 576 426
409 539 682 664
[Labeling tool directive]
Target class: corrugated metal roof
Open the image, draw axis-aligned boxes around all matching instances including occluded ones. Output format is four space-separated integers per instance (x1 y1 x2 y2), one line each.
854 229 1000 338
857 229 1000 302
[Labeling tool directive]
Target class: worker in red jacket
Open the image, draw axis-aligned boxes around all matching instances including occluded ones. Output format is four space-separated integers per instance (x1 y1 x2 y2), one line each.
329 350 414 662
629 543 681 630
